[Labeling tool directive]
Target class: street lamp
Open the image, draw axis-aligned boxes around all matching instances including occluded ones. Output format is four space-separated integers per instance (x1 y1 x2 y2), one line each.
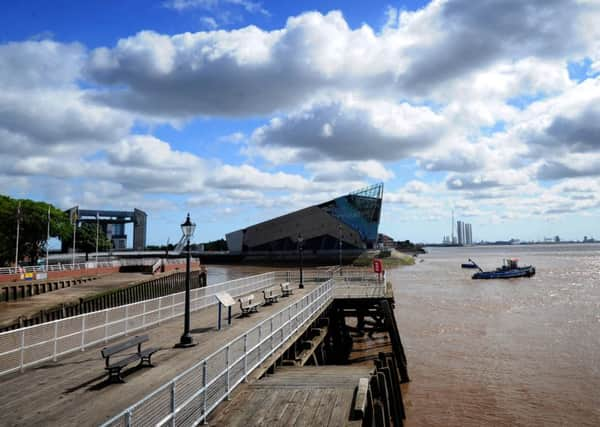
297 233 304 289
176 213 196 348
338 224 343 275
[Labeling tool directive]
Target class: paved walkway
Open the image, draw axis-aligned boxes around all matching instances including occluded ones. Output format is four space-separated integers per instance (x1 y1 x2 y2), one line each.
0 282 314 427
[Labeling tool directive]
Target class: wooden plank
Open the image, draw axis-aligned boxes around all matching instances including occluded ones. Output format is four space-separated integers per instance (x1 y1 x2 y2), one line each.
354 377 369 418
248 388 282 427
327 388 352 427
293 389 323 427
279 389 310 426
313 388 336 426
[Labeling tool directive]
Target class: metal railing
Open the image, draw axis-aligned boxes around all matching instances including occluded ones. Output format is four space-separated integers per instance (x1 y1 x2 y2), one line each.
332 270 386 298
101 279 333 427
0 272 280 377
0 258 191 276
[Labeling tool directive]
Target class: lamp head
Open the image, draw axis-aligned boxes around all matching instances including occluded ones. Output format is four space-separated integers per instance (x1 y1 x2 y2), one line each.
297 233 303 243
181 213 196 238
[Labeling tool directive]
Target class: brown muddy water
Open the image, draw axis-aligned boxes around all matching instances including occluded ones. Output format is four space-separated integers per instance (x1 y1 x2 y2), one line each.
391 244 600 426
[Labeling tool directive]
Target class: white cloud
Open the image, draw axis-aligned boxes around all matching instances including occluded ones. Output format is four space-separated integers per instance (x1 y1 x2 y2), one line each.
84 3 598 118
250 96 447 163
204 164 310 191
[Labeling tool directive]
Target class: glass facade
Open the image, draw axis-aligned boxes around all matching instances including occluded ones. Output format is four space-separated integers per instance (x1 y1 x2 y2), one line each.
319 183 383 248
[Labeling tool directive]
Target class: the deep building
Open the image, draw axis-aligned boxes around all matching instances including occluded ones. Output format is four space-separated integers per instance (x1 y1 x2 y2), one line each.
225 183 383 264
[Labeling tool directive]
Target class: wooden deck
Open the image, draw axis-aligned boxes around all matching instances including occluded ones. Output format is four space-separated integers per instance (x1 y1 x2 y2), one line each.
208 365 373 427
0 283 317 426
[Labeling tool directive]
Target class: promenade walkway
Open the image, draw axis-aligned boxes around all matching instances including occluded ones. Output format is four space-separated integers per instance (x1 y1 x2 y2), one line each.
0 282 315 426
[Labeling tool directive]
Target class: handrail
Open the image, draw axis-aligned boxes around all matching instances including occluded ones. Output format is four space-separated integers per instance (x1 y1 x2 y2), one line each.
0 271 279 377
101 279 334 427
0 258 191 276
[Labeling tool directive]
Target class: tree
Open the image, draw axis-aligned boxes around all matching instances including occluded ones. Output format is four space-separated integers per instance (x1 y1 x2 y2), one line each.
62 223 112 261
0 195 72 266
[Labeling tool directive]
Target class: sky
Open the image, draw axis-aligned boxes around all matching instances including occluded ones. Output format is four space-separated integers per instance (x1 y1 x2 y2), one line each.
1 0 600 245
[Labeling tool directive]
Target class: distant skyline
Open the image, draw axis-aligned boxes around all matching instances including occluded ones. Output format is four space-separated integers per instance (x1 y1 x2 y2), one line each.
1 0 599 245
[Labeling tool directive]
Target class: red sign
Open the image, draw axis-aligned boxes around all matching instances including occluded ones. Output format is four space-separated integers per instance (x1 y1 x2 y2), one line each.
373 259 383 273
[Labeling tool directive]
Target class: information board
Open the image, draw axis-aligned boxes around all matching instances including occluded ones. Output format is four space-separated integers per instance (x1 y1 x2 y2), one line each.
215 292 235 307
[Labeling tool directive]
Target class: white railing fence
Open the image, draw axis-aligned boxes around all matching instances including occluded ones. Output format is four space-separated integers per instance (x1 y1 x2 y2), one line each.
101 280 334 427
0 258 192 276
332 270 386 298
0 269 384 378
0 272 279 377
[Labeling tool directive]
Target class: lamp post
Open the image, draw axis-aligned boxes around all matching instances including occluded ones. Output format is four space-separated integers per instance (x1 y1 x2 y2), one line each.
176 213 196 348
338 224 342 275
297 233 304 289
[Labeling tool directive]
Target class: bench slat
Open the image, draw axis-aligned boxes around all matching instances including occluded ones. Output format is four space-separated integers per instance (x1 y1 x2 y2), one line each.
107 354 140 370
102 335 149 358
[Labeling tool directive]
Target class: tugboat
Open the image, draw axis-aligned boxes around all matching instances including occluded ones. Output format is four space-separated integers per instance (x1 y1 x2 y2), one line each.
471 258 536 279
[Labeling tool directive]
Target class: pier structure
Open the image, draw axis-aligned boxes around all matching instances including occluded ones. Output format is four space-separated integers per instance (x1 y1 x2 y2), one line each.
0 268 408 426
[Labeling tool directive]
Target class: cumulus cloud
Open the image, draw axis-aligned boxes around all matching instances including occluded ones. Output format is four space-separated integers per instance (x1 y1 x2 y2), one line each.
83 2 596 119
394 0 586 94
250 97 446 163
204 164 311 191
3 2 600 235
306 160 394 182
0 40 84 89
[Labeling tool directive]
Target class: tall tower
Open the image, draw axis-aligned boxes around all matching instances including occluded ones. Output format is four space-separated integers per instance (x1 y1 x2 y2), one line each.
451 209 455 244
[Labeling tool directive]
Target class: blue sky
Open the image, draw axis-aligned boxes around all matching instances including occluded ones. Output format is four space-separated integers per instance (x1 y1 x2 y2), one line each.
1 0 600 245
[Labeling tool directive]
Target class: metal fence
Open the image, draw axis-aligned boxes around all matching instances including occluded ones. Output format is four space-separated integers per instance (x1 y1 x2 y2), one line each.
0 258 190 276
332 270 386 298
101 279 333 427
0 271 282 377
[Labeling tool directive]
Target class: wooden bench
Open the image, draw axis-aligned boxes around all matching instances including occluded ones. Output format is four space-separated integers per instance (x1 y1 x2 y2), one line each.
101 335 158 382
239 294 260 315
262 286 283 304
280 282 293 297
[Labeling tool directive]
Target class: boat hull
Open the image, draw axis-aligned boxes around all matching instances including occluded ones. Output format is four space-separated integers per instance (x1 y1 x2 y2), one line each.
472 266 536 279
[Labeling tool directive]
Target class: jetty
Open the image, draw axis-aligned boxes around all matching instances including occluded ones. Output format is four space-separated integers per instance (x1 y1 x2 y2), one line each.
0 268 408 426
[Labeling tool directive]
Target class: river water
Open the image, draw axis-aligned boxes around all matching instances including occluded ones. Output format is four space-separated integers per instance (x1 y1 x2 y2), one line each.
391 244 600 426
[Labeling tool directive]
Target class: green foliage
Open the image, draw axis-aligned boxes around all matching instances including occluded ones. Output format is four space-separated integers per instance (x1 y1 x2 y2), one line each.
0 195 72 266
62 223 111 260
202 239 228 251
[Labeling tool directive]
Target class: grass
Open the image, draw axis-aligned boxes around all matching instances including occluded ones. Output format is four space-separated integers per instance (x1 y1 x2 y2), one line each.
352 250 416 268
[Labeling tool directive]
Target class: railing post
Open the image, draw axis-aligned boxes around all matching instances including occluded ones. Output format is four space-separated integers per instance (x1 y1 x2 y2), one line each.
258 325 262 361
158 296 162 325
53 322 58 362
19 330 25 373
270 318 274 350
243 333 248 382
125 409 132 427
105 310 109 343
171 294 175 319
202 360 208 424
170 382 176 427
81 316 86 351
125 305 129 335
226 345 230 400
